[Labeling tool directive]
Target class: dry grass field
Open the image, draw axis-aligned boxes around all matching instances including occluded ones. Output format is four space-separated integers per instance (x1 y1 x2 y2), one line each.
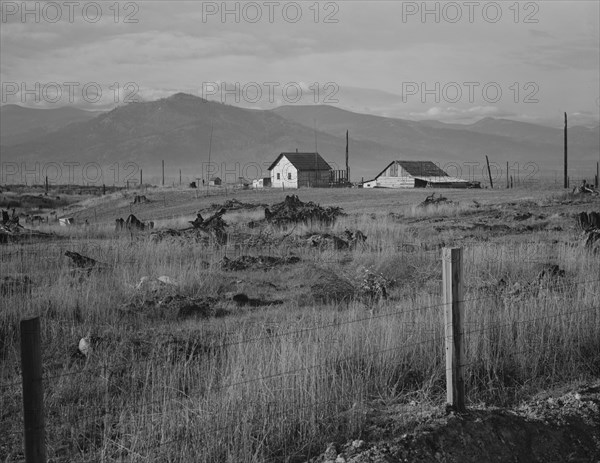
1 183 599 462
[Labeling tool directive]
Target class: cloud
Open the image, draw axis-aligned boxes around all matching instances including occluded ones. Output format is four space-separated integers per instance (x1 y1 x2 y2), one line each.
407 106 508 123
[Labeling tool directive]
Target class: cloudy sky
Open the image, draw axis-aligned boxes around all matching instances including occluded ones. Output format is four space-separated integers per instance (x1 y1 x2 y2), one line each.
1 0 598 126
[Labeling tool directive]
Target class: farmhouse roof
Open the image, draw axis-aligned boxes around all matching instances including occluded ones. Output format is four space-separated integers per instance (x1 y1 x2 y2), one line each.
268 152 332 171
374 160 449 179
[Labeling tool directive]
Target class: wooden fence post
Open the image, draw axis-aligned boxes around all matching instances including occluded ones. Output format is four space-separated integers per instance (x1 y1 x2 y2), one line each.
20 317 46 463
442 247 465 412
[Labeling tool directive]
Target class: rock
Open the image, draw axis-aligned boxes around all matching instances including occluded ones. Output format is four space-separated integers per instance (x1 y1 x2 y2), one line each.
351 440 364 449
157 275 179 287
323 443 338 461
135 276 179 291
78 336 91 357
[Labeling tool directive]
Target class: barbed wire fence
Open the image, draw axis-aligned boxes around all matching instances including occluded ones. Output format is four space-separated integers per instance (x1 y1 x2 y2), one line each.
1 243 599 462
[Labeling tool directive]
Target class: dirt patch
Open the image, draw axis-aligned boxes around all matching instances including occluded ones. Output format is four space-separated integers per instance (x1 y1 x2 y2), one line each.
231 292 284 307
221 255 301 271
121 294 227 320
308 383 600 463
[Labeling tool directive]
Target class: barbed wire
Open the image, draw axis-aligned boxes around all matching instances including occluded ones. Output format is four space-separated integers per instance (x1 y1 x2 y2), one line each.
460 306 599 340
3 274 598 390
29 294 488 386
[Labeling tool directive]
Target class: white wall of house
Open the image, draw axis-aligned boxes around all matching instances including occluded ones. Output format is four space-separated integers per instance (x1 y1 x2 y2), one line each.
270 156 299 189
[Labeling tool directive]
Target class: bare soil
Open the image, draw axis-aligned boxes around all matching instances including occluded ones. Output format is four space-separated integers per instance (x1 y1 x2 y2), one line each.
308 382 600 463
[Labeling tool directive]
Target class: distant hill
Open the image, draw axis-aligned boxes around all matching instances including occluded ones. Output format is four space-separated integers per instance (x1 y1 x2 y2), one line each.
0 104 103 146
2 95 598 183
1 94 399 183
272 105 600 178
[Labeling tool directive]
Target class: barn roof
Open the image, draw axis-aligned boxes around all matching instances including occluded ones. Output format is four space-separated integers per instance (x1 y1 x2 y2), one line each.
374 160 450 180
268 152 332 171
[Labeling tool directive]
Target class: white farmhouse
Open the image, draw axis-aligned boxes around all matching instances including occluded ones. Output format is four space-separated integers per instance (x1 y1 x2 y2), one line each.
268 152 332 189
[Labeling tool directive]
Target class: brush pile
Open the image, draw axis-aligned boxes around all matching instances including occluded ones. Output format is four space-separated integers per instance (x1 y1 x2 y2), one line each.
1 209 53 243
264 195 345 226
576 211 600 249
150 209 228 245
417 193 452 208
210 198 266 211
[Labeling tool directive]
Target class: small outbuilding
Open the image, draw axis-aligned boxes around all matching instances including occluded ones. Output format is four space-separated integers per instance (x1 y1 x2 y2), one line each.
363 160 476 189
252 177 272 189
268 152 332 189
209 177 222 186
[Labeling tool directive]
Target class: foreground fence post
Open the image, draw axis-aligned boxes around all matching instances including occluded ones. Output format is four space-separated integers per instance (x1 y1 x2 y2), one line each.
442 248 465 412
20 317 46 462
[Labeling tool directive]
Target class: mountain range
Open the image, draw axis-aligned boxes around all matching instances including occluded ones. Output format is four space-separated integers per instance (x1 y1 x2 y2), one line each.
1 93 598 184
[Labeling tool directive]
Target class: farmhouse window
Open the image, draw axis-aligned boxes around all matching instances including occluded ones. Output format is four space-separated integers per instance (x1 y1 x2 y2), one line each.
288 173 292 180
277 173 281 180
389 163 398 177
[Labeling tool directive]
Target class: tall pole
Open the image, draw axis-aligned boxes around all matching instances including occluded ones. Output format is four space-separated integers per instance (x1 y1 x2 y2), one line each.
314 119 318 188
564 112 568 189
506 162 509 189
207 122 214 195
140 169 142 186
162 160 165 186
346 130 349 184
485 155 494 189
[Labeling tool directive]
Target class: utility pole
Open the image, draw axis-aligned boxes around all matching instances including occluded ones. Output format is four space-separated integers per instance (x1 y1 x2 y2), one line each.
564 112 568 189
346 130 350 184
314 119 318 188
207 122 214 195
162 160 165 186
485 155 494 189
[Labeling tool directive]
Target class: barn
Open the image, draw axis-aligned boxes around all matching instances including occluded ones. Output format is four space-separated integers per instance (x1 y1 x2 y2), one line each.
268 152 332 189
363 161 476 189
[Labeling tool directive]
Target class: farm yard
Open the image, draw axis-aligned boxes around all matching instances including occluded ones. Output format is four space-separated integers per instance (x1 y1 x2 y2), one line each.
1 184 600 462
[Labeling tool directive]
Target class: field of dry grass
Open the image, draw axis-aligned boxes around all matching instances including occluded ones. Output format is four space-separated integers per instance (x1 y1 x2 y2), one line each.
1 184 599 462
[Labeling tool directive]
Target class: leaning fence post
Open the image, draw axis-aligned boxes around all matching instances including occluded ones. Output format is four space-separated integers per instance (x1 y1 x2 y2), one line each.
20 316 47 462
442 247 465 412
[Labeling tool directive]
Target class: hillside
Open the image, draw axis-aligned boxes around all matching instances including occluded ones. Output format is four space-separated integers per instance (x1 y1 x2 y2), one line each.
272 105 600 174
1 94 398 181
2 95 598 182
0 104 103 146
